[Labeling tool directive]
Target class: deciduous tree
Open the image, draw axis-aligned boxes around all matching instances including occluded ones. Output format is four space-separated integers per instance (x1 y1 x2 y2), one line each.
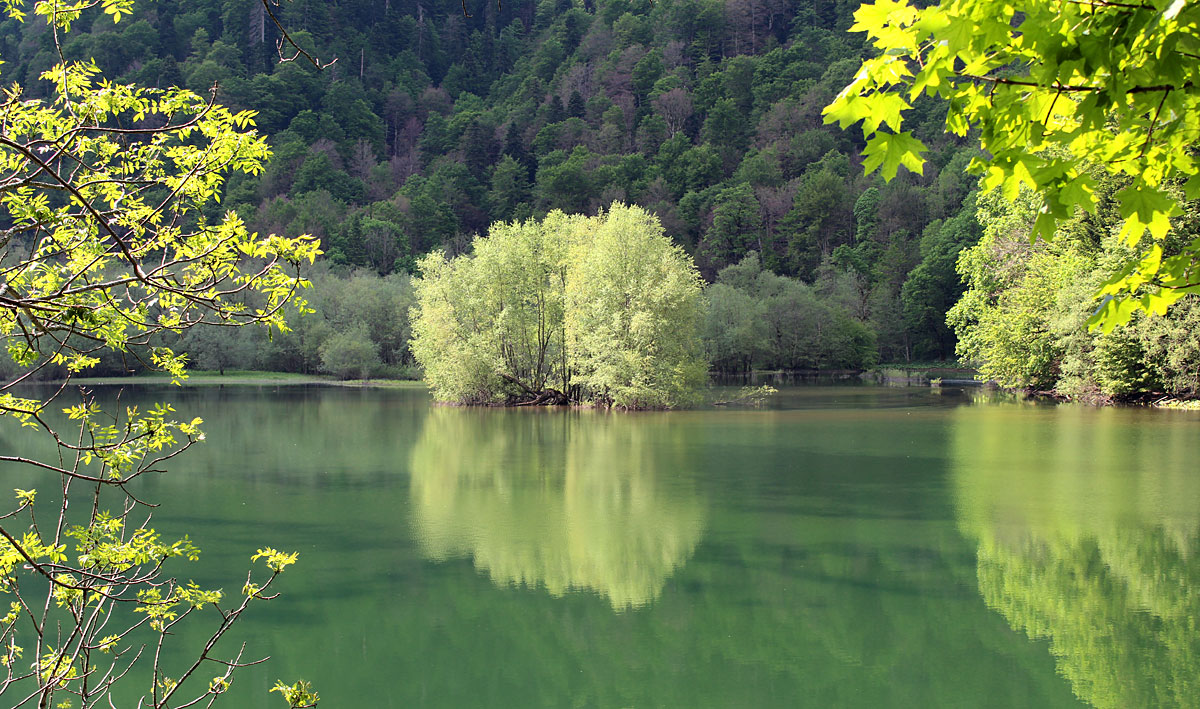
411 205 707 408
0 2 319 706
825 0 1200 330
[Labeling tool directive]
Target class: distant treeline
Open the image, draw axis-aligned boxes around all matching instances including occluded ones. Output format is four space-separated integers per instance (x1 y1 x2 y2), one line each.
0 265 412 382
0 256 879 383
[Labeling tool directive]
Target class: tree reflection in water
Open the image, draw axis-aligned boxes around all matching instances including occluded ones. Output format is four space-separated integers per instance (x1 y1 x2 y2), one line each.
410 407 706 610
952 405 1200 708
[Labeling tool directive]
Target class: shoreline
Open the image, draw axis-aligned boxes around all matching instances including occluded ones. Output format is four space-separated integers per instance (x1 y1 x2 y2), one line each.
41 371 427 389
26 370 1200 409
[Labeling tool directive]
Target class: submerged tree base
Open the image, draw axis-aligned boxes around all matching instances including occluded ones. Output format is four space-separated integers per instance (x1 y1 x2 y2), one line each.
443 394 667 411
510 389 572 407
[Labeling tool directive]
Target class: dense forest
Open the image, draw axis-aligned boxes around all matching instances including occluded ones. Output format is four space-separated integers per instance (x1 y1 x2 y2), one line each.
2 0 1196 399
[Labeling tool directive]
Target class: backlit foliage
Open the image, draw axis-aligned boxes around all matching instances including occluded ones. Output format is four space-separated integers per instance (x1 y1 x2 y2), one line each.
0 1 313 706
826 0 1200 331
411 204 706 408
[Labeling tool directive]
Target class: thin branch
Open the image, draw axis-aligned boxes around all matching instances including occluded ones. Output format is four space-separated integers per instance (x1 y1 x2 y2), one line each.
957 74 1193 96
260 0 337 69
1064 0 1153 8
1140 88 1171 158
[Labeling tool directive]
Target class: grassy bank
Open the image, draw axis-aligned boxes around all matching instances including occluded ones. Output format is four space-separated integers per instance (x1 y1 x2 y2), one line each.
1153 399 1200 410
67 371 426 389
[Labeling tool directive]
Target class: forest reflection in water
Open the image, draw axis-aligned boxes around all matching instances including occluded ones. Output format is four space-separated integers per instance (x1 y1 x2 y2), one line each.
409 406 707 609
952 404 1200 709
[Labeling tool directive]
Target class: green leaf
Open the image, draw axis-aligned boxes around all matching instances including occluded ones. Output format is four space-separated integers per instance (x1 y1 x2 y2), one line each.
851 0 920 35
861 131 927 181
1033 209 1057 242
823 92 910 136
1140 289 1186 316
865 93 911 135
1183 172 1200 201
1087 295 1140 333
822 94 873 131
1117 184 1180 244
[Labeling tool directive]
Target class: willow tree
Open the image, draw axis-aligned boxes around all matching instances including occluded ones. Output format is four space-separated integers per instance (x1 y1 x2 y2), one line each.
565 206 708 408
410 204 706 408
825 0 1200 331
0 2 319 707
411 212 582 404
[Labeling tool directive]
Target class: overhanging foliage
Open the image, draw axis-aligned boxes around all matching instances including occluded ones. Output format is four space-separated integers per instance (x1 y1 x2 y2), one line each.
826 0 1200 331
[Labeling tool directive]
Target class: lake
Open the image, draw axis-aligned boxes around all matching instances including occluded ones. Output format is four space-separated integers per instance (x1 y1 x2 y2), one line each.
1 383 1197 708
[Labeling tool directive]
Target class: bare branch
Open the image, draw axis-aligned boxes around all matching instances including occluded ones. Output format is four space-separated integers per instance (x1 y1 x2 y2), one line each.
260 0 337 69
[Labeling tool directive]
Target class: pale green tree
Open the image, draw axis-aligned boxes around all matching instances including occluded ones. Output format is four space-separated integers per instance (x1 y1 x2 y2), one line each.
566 204 708 408
411 205 707 408
410 211 582 404
320 322 381 379
409 248 508 403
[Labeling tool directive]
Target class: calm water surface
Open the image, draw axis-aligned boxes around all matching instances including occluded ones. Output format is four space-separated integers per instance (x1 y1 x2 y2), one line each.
2 383 1198 708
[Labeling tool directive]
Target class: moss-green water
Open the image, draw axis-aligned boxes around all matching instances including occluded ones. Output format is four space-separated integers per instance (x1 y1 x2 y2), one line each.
3 384 1196 707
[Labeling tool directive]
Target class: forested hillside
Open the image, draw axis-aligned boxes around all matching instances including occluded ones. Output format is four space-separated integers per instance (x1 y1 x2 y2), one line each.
0 0 982 370
5 0 1195 399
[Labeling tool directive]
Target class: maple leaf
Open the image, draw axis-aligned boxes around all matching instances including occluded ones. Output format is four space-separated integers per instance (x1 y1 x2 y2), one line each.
862 131 927 181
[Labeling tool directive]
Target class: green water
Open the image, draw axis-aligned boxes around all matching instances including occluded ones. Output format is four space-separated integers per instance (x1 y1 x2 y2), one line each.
2 384 1198 708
